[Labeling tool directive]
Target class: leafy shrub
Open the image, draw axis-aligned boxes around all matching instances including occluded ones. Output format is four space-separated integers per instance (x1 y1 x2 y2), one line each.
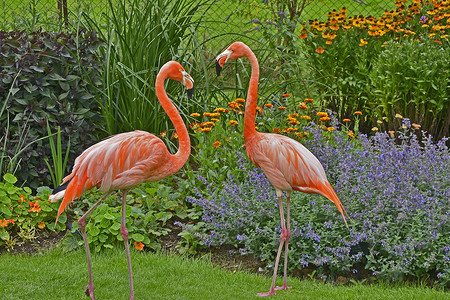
185 119 450 286
302 1 450 140
0 174 66 249
64 182 189 253
0 30 104 189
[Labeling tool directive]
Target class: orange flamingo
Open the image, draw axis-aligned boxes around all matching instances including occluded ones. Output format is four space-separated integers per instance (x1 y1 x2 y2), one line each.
49 61 194 300
216 42 349 296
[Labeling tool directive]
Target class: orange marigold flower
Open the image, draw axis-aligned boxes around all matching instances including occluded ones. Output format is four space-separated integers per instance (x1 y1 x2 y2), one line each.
229 120 238 126
411 123 421 130
235 98 245 103
214 108 229 113
273 128 281 133
320 117 331 122
301 115 311 120
290 120 300 125
347 130 355 138
327 127 335 131
264 103 274 108
277 106 287 110
204 122 215 127
38 222 45 229
305 98 314 103
282 93 290 97
228 102 240 110
134 241 144 251
298 105 308 110
190 113 200 117
315 47 325 54
359 39 368 46
343 118 351 122
316 112 328 117
211 118 220 122
213 140 221 148
201 127 212 132
289 113 299 118
0 219 8 227
159 130 167 138
298 34 307 39
256 106 263 116
354 111 362 115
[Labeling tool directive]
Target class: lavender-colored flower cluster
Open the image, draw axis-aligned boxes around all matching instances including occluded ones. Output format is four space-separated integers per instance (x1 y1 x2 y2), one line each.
186 120 449 285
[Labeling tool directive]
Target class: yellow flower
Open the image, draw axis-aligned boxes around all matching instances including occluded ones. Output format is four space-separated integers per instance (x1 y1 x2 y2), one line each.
211 118 220 122
372 127 379 131
359 39 368 46
229 120 238 126
213 140 221 148
317 112 328 117
190 113 200 117
235 98 246 103
201 127 211 132
320 117 331 122
395 113 403 119
264 103 274 108
354 111 362 115
342 118 351 122
214 107 229 113
301 115 311 120
327 127 335 131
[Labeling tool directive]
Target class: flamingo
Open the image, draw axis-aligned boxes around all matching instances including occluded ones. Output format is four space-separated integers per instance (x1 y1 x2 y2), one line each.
49 61 194 300
215 42 349 296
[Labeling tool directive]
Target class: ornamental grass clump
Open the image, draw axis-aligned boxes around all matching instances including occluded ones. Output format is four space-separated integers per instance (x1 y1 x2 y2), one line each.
186 118 449 286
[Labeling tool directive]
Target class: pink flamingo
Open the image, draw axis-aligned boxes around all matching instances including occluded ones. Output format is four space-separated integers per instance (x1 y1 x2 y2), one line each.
216 42 349 296
49 61 194 300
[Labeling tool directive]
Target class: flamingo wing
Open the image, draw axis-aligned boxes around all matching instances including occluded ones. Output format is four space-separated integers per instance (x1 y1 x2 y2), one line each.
247 133 328 193
56 130 169 212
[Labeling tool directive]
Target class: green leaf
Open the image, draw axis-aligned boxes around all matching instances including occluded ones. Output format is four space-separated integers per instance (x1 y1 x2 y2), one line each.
89 226 100 236
0 230 10 240
131 233 145 242
3 174 17 184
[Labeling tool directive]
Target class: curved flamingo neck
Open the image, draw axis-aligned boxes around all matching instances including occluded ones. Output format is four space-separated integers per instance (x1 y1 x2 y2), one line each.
155 69 190 166
243 47 259 142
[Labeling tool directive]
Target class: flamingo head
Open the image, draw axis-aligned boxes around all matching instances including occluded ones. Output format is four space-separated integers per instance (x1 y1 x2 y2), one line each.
165 61 195 99
215 41 248 76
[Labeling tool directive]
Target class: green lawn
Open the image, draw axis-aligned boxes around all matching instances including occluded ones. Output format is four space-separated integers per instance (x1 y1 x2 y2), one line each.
1 248 447 299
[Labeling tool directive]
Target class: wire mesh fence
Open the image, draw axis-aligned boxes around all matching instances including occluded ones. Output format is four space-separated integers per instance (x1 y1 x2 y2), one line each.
1 0 398 32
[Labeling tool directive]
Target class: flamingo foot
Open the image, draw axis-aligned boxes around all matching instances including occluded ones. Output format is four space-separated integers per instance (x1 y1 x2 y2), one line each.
275 285 292 291
257 288 276 297
84 283 95 299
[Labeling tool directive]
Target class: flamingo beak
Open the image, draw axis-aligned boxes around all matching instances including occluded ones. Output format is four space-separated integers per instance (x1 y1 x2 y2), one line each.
215 49 232 76
182 71 194 99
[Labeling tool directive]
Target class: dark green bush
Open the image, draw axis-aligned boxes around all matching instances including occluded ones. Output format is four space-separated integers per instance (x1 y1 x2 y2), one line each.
0 30 104 189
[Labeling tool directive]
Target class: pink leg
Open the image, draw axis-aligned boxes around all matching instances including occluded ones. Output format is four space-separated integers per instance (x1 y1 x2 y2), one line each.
78 192 112 300
257 195 290 297
120 190 135 300
275 195 291 291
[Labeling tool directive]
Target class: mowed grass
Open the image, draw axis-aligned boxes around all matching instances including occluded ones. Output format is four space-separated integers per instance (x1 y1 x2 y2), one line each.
0 247 448 300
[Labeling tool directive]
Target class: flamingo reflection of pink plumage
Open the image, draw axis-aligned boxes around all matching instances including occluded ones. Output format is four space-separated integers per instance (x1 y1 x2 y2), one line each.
216 42 349 297
49 61 194 300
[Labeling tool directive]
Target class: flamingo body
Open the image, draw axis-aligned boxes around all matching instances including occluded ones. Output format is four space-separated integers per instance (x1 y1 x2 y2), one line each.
50 61 194 300
216 42 348 296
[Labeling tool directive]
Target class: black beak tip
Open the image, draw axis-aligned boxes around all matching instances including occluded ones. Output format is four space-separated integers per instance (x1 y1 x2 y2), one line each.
215 60 222 77
187 87 194 99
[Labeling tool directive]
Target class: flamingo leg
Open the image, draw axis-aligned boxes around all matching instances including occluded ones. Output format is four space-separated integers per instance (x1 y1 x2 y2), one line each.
78 192 112 300
120 190 135 300
257 195 288 297
275 194 291 291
